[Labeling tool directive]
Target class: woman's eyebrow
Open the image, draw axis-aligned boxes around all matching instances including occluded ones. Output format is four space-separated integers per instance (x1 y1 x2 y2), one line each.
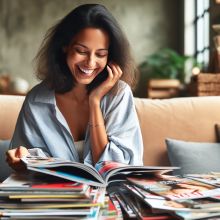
74 43 88 48
74 43 108 51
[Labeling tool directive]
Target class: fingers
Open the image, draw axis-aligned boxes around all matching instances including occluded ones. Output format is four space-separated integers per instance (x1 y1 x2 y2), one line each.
6 146 29 171
107 63 123 82
15 146 29 158
106 65 113 79
6 149 20 163
6 146 28 161
114 64 123 76
89 62 123 101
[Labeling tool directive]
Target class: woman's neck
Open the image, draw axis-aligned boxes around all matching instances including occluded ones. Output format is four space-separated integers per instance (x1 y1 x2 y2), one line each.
56 84 89 105
70 85 88 104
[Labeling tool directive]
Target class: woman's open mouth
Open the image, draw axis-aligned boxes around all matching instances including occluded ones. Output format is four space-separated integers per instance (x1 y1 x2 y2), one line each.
78 66 95 77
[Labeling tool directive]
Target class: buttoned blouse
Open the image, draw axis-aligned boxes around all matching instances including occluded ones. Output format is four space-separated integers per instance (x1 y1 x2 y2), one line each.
10 80 143 166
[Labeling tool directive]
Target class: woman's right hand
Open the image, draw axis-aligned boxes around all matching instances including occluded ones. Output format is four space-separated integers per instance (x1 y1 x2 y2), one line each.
6 146 29 171
89 63 123 106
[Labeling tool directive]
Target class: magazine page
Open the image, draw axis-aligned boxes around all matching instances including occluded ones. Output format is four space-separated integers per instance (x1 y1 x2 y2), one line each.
127 175 220 200
21 150 178 187
142 197 220 213
124 182 220 215
1 173 90 193
0 174 92 199
173 198 220 209
95 161 179 184
174 210 220 220
124 183 164 200
21 155 105 187
0 208 92 217
115 183 175 220
185 173 220 187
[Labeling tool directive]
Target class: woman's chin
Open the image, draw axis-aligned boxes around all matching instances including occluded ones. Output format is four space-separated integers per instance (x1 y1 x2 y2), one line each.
74 71 99 85
74 75 96 85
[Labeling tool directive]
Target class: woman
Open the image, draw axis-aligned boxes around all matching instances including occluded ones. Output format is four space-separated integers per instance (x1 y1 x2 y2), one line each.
6 4 143 170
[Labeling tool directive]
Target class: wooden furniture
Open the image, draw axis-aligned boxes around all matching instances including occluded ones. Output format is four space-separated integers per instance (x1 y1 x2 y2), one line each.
147 79 181 99
189 73 220 96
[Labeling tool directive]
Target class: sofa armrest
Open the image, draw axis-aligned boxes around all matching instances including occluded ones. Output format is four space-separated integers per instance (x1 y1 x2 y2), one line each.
0 95 25 140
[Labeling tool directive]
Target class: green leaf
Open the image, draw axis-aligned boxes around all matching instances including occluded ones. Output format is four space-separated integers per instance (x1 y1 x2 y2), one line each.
139 48 195 83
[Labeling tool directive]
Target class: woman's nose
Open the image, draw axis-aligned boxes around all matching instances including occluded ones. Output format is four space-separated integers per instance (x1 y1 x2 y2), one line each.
86 54 96 67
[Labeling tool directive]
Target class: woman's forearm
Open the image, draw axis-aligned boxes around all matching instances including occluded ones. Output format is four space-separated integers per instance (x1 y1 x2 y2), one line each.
89 100 108 164
89 102 108 164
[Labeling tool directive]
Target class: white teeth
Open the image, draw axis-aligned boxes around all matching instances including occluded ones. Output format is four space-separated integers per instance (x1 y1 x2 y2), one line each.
79 67 94 75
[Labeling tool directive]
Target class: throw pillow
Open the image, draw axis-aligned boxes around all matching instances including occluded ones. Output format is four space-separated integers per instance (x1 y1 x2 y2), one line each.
0 140 13 182
166 138 220 175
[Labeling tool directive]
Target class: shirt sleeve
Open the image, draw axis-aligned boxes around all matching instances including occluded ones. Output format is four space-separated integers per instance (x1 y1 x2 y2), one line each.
95 83 144 166
9 97 49 155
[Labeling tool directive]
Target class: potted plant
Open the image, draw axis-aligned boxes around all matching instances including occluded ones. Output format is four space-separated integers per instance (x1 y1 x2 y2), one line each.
139 48 190 83
135 48 191 98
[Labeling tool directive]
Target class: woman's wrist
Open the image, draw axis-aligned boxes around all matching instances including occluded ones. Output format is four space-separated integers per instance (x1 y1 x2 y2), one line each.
89 96 101 108
88 122 104 128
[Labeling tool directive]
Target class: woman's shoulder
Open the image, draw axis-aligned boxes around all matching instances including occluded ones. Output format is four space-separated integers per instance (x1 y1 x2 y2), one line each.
102 80 133 108
25 81 54 105
108 80 132 98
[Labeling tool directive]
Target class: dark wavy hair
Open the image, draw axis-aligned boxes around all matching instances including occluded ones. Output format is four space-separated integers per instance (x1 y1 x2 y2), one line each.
34 4 138 93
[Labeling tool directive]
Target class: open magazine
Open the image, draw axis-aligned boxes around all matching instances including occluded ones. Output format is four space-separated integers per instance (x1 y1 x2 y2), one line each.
21 153 179 187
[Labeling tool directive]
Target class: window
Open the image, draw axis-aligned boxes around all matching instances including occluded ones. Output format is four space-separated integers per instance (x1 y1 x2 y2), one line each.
184 0 210 70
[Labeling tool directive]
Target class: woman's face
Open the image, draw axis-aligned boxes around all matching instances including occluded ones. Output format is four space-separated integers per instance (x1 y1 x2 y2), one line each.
65 27 109 85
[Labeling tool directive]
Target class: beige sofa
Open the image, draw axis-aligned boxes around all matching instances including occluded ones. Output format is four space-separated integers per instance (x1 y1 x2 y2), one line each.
1 95 220 181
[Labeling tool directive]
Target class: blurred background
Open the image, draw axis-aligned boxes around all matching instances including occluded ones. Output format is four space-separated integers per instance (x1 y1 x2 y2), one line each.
0 0 220 98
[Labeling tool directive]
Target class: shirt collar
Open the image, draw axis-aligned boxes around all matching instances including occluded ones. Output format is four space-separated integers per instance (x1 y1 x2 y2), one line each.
33 82 56 105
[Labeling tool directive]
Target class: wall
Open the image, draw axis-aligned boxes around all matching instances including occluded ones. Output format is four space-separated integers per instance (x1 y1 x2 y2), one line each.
0 0 182 89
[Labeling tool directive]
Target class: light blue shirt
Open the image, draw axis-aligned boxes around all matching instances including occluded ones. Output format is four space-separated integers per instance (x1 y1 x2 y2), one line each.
10 80 143 166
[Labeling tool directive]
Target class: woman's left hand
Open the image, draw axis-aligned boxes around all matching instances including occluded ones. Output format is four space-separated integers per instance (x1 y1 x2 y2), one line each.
89 62 122 105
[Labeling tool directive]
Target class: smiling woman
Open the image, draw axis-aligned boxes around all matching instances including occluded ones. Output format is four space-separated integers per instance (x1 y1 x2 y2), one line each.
6 4 143 171
65 28 109 85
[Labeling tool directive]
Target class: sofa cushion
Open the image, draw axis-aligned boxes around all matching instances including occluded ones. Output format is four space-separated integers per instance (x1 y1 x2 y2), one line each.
0 140 13 182
134 96 220 166
166 138 220 175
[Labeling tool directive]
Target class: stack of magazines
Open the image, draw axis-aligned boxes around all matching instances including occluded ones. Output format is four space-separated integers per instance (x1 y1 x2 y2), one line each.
0 152 179 220
108 173 220 220
3 153 220 219
0 173 106 219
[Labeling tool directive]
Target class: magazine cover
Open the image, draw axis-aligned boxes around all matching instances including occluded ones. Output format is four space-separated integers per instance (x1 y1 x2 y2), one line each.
124 183 164 200
174 210 220 220
185 173 220 187
173 198 220 209
116 185 175 220
0 173 90 192
0 206 100 219
127 175 220 200
136 197 220 214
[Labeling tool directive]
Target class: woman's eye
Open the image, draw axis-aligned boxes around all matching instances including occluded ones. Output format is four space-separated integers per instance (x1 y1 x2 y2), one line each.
96 53 108 58
75 48 87 54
